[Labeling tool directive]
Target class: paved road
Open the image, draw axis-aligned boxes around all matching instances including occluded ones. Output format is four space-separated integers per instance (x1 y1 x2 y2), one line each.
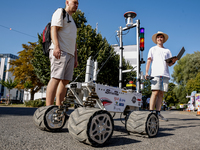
0 107 200 150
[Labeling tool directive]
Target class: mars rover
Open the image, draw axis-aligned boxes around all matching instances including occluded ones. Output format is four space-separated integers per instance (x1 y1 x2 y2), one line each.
33 11 159 146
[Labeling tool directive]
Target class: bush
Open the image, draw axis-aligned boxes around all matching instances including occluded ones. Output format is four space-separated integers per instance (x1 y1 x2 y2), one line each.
176 104 180 109
24 99 46 107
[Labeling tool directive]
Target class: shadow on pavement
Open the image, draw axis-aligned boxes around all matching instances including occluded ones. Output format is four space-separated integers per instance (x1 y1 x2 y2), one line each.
0 107 75 116
0 107 37 116
156 132 174 138
106 136 141 147
168 118 200 121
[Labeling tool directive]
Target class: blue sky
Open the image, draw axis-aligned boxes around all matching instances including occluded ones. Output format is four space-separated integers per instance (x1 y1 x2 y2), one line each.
0 0 200 79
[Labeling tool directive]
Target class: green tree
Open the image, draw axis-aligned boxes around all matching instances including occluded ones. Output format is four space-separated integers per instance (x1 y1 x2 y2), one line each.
186 72 200 94
73 10 132 86
24 81 34 92
172 51 200 103
141 79 151 98
164 83 178 106
0 78 18 105
8 42 44 100
32 34 50 85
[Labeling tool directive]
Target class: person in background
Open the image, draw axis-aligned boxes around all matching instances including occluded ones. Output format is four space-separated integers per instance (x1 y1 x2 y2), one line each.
146 97 150 110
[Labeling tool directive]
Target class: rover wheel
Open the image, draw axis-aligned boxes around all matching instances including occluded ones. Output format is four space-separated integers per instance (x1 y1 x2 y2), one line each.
68 107 114 146
126 111 159 137
33 105 67 131
146 113 159 137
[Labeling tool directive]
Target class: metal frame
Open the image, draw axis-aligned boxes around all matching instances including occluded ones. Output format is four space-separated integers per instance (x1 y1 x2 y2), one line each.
117 20 141 93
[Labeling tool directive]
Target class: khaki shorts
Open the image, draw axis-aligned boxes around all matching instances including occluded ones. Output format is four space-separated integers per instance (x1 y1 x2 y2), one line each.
151 76 169 92
49 50 74 80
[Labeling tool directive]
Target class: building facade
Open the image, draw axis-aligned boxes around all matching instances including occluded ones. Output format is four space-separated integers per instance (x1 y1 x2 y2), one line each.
23 86 47 101
0 54 23 101
113 45 137 67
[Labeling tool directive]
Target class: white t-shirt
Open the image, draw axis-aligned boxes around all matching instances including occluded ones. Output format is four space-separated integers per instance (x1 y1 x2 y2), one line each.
147 45 172 78
49 8 77 56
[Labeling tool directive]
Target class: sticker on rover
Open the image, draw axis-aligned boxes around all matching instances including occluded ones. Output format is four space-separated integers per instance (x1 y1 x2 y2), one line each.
119 98 125 102
100 97 112 106
119 103 124 106
122 90 127 93
132 96 137 103
105 88 119 96
114 106 121 111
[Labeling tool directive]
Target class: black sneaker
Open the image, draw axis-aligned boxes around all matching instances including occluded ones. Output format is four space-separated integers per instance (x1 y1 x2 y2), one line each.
157 113 168 121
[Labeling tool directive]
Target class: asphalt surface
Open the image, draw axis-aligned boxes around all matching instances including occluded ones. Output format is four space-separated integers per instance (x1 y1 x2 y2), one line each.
0 106 200 150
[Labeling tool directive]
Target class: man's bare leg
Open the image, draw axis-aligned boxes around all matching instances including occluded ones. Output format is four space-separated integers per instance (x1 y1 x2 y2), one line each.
156 91 164 111
56 80 69 106
46 78 60 106
156 91 168 121
149 90 159 111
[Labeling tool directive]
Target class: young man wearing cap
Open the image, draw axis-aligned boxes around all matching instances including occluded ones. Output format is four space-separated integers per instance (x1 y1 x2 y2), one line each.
145 31 177 121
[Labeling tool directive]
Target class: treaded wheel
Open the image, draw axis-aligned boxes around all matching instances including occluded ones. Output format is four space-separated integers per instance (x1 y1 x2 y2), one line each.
33 105 67 131
68 107 114 146
126 111 159 137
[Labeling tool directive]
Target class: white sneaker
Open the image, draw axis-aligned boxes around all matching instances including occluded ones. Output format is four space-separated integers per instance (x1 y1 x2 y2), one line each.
157 113 168 121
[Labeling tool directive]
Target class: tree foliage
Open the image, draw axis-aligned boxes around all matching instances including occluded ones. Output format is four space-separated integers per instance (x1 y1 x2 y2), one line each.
164 82 178 106
8 42 44 100
0 78 18 104
32 34 51 85
73 10 133 87
141 79 151 97
172 51 200 103
186 72 200 94
24 81 34 91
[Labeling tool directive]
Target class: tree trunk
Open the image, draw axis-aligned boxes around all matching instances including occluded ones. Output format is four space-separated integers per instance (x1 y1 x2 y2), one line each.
7 90 11 105
31 91 35 100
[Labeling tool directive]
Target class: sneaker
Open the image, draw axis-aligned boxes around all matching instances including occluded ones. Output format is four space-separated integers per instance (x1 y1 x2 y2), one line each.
157 113 168 121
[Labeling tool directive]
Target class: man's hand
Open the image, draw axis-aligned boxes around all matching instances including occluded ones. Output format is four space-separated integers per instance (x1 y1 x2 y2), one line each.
53 46 61 59
74 60 78 68
145 74 149 80
168 57 178 66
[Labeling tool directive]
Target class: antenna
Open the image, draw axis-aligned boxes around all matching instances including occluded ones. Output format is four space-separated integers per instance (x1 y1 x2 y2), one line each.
96 22 98 34
124 11 137 27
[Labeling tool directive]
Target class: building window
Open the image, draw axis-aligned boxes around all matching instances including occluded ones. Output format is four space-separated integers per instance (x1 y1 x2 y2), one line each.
16 90 18 100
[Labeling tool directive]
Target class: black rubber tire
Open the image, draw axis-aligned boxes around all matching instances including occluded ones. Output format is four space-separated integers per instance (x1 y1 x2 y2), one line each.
126 111 159 138
33 105 67 132
68 107 114 146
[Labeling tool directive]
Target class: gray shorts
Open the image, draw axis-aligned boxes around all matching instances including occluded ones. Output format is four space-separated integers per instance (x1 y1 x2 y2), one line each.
151 76 169 92
49 50 74 81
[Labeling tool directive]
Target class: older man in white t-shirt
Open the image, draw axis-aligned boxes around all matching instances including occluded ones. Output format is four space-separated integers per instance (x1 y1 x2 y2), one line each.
46 0 79 106
145 31 177 121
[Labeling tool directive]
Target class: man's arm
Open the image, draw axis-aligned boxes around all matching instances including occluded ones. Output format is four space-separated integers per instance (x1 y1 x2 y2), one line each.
51 26 61 59
145 58 151 79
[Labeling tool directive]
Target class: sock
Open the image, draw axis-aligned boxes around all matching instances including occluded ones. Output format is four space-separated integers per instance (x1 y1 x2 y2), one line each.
156 111 160 115
149 110 154 113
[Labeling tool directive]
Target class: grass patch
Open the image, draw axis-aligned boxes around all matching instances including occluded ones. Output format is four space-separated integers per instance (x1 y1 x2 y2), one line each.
0 103 26 107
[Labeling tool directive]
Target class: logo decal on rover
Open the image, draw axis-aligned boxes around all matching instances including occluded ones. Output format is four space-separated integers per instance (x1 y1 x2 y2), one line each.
132 96 137 103
105 88 119 96
100 97 112 106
